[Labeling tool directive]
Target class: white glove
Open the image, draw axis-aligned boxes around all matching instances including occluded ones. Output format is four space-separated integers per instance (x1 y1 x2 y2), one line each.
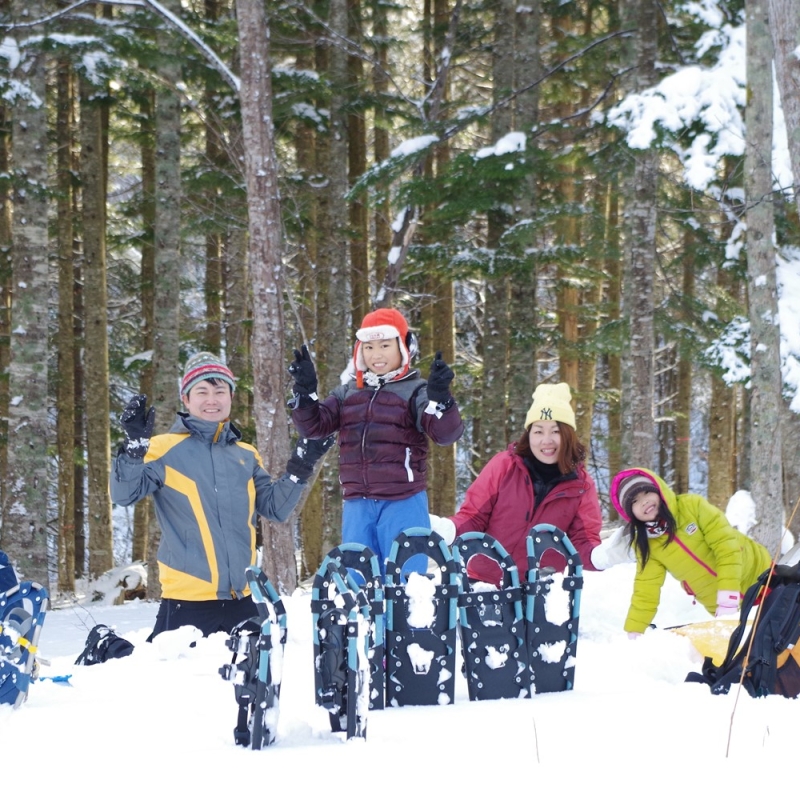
429 513 456 546
590 526 635 570
627 631 642 640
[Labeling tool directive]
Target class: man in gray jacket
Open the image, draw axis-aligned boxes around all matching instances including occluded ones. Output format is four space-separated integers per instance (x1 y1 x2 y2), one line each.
111 352 332 639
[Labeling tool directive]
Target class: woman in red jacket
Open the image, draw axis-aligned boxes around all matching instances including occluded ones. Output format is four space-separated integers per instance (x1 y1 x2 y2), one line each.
431 383 617 582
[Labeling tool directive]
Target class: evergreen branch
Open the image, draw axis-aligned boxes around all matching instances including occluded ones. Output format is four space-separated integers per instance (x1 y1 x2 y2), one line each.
441 28 634 142
1 0 241 93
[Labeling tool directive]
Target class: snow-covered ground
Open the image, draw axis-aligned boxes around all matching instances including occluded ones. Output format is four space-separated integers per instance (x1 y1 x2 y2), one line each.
3 561 797 795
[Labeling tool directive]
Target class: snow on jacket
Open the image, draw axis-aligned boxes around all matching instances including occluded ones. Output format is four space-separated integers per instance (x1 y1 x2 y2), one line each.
292 369 464 501
450 444 603 579
610 468 772 634
111 413 304 602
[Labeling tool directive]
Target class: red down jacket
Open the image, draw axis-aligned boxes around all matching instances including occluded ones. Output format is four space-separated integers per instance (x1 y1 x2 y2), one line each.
293 370 463 501
451 443 603 579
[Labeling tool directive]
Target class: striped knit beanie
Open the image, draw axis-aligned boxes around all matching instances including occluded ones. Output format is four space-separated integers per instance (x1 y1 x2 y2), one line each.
180 352 236 397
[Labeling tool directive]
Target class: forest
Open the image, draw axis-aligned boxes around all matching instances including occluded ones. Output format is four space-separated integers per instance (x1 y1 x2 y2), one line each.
1 0 799 597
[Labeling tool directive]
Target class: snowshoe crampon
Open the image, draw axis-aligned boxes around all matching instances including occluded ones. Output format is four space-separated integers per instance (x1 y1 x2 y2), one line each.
311 549 372 739
385 527 460 707
454 532 530 701
0 581 49 708
219 567 286 749
524 524 583 694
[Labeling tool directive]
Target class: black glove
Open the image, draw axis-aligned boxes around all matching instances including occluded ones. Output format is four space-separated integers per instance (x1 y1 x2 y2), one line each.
286 434 337 483
120 394 155 459
426 351 455 407
288 344 318 408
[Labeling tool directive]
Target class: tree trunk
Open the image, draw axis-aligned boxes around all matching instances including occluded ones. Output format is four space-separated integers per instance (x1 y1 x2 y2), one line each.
147 0 184 597
479 0 515 466
132 88 157 564
348 0 369 327
507 0 540 432
236 0 297 592
0 101 12 541
674 230 695 496
768 0 800 219
56 55 77 593
371 0 391 284
621 0 658 468
80 75 114 578
745 0 783 553
4 0 50 584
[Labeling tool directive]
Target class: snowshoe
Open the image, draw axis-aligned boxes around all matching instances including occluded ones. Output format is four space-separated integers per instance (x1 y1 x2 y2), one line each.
219 566 286 748
384 527 460 707
326 543 385 711
524 524 583 694
453 532 530 701
0 580 49 707
311 551 371 739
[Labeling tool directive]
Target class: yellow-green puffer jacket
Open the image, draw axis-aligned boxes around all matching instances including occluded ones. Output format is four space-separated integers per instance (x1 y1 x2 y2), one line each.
612 468 772 634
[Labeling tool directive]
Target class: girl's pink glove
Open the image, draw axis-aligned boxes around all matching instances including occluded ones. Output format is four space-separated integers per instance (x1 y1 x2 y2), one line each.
715 589 741 617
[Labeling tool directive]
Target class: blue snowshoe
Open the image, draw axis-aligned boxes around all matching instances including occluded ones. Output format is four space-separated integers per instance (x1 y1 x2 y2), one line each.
524 524 583 693
384 528 460 707
326 543 385 711
454 532 530 701
311 550 371 739
0 568 49 708
219 566 286 748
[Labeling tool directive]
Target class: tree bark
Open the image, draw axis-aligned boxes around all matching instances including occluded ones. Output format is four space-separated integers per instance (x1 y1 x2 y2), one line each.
80 75 114 578
236 0 297 592
0 100 12 542
620 0 658 468
147 0 184 597
768 0 800 219
56 55 77 593
4 0 50 584
745 0 783 553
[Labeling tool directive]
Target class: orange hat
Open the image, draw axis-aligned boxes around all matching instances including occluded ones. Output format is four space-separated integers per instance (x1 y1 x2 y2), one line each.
353 308 411 388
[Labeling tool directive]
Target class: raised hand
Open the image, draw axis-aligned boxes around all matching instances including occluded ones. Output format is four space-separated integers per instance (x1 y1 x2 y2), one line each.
287 344 318 406
426 351 455 406
120 394 155 459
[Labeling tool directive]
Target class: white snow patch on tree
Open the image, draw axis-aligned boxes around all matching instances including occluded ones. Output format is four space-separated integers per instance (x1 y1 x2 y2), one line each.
475 131 526 160
390 135 439 159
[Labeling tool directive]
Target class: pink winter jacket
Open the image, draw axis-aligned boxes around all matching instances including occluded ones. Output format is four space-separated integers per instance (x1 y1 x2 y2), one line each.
451 444 603 579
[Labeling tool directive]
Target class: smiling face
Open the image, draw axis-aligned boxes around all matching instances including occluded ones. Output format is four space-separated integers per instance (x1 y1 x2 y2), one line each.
527 420 562 464
630 490 661 522
361 338 403 376
181 379 233 422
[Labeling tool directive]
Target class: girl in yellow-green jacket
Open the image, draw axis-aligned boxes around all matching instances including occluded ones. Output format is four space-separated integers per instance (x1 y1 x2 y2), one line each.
610 468 772 635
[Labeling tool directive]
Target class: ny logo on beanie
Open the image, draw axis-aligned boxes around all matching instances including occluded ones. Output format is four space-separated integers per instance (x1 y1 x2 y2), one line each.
540 408 553 420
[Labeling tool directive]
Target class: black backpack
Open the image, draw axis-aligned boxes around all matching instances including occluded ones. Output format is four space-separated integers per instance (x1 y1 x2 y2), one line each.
687 561 800 698
75 624 135 665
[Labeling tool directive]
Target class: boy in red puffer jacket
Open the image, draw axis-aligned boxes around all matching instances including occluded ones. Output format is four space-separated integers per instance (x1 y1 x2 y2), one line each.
290 308 464 575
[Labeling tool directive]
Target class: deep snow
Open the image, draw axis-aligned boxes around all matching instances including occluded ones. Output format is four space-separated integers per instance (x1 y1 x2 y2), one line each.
2 558 798 795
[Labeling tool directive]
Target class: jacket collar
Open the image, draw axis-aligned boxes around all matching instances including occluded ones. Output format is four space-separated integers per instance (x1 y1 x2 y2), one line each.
171 412 241 444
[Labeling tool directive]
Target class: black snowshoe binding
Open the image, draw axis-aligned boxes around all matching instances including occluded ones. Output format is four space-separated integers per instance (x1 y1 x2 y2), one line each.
0 552 49 708
524 524 583 694
219 566 286 748
384 527 460 707
454 532 530 701
75 624 134 665
311 550 372 739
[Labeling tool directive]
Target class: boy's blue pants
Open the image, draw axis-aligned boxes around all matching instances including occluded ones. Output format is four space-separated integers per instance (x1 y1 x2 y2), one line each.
342 491 429 577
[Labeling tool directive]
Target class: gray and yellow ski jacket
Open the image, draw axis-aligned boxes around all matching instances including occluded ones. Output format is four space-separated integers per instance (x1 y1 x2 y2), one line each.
111 414 303 601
